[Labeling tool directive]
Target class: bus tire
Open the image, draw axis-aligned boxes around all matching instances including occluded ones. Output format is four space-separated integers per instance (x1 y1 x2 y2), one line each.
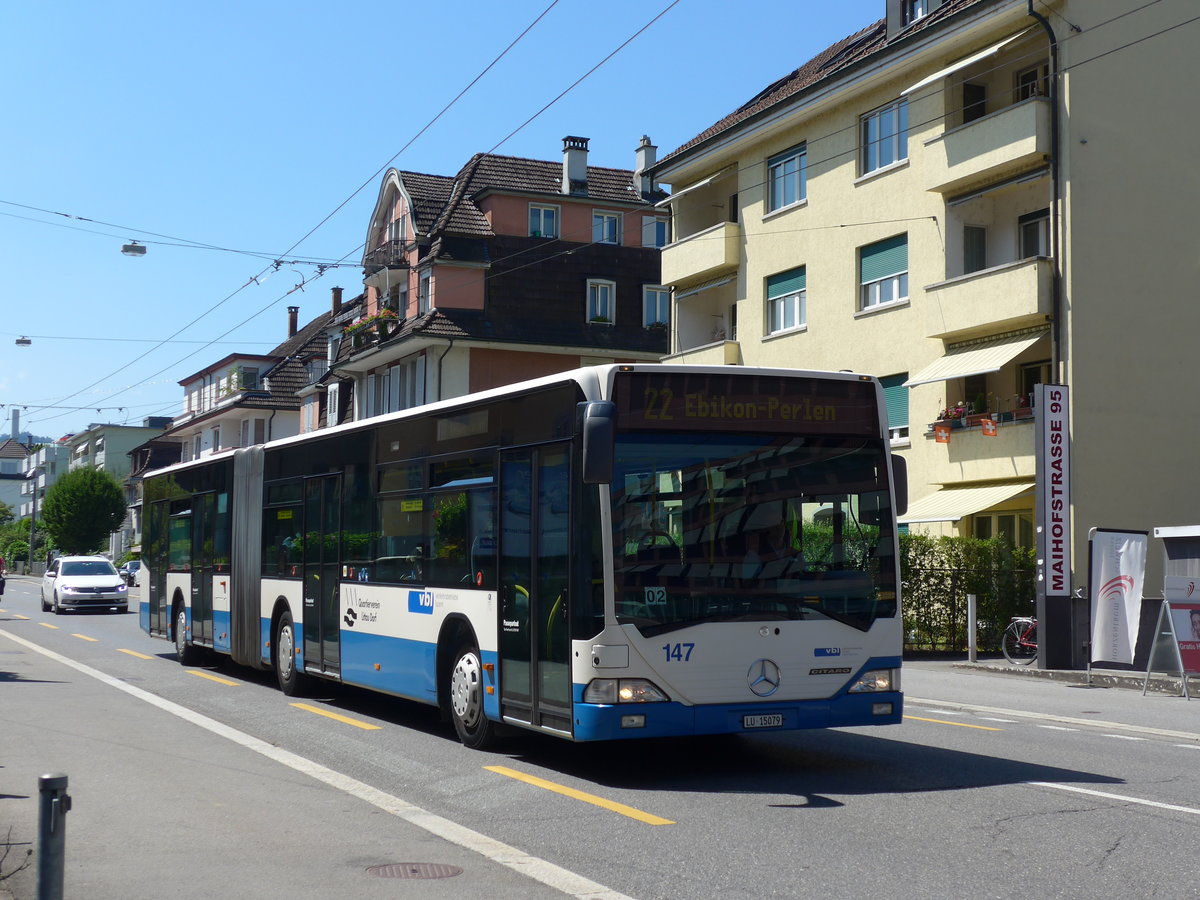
449 641 495 749
174 604 201 666
274 610 309 697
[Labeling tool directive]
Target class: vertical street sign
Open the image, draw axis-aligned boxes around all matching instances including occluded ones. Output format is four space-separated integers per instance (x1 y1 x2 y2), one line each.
1035 384 1072 666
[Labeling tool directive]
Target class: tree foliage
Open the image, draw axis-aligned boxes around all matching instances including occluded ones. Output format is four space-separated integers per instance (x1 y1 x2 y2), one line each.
39 468 126 555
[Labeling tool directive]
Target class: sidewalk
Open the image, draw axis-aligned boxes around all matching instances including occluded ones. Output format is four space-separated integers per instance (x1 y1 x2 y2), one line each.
0 617 600 900
910 652 1196 697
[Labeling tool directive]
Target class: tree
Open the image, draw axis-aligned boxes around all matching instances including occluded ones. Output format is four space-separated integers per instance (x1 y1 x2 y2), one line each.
39 467 127 555
0 500 12 526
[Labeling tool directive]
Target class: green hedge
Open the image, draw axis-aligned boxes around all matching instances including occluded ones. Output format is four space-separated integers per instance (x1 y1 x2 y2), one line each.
901 534 1036 651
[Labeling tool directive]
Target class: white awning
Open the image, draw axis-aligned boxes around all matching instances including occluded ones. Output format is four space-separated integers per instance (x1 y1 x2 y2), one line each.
902 29 1032 96
900 481 1034 524
655 166 736 208
675 274 735 299
903 330 1048 387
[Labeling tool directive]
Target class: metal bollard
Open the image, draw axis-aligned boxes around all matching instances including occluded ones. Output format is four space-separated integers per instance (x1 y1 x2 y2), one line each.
967 594 977 663
37 773 71 900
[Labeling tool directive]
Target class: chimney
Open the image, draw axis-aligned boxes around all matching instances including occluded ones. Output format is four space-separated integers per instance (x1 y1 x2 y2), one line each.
562 135 589 195
287 306 299 337
634 135 658 197
331 286 344 316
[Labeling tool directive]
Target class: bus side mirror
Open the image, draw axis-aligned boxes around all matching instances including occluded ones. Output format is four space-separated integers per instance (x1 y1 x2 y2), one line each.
891 453 908 519
579 401 616 485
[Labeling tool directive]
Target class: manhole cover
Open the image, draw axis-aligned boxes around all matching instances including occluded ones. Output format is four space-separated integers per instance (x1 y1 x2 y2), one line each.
367 863 463 879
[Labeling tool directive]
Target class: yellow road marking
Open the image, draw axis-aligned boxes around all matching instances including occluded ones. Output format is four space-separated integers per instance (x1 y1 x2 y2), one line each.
486 765 675 825
38 622 59 630
72 633 99 642
188 670 240 686
290 702 382 731
118 649 153 660
905 714 1003 731
10 614 30 620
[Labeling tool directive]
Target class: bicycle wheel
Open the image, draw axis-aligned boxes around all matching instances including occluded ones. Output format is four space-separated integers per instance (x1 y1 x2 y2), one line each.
1001 621 1037 665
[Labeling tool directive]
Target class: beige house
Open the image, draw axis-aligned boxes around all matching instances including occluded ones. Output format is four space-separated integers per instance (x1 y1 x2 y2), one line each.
651 0 1194 601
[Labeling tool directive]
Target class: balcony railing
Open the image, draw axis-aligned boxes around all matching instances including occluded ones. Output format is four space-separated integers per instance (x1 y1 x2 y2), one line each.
923 257 1052 341
364 240 410 270
660 221 740 286
923 97 1051 195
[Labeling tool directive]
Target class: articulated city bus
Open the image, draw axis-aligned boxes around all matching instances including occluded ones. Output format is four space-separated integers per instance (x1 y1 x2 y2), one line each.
140 364 907 748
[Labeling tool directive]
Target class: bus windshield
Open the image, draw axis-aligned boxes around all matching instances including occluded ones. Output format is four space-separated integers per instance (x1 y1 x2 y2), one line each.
611 432 897 635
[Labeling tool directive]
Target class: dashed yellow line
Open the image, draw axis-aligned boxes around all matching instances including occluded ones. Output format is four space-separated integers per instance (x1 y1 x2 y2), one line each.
10 614 30 620
485 765 675 825
72 633 99 643
290 702 382 730
119 649 154 660
188 670 240 686
905 714 1003 731
37 622 59 630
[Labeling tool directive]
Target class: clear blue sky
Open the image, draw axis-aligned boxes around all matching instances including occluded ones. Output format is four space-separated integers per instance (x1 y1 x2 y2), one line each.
0 0 883 440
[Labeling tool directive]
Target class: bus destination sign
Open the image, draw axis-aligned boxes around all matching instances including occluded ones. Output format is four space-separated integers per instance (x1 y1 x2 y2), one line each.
615 372 879 435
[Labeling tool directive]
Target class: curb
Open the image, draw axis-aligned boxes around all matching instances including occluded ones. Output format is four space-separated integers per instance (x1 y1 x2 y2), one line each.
951 660 1193 696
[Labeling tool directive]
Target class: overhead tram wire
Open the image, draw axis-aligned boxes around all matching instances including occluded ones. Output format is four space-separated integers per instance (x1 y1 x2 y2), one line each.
29 1 566 429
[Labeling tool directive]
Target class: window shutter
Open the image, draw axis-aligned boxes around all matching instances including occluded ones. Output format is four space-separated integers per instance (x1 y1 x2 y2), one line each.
767 267 806 298
880 374 909 430
860 235 908 282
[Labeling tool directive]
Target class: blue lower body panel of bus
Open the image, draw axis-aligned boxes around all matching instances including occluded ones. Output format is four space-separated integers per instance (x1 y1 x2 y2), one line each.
570 660 903 741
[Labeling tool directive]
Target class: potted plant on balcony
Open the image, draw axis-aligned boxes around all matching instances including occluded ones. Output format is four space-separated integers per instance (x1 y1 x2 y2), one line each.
344 309 400 348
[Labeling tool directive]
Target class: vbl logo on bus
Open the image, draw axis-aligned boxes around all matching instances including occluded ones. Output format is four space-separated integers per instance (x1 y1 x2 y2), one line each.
814 647 841 657
408 590 434 615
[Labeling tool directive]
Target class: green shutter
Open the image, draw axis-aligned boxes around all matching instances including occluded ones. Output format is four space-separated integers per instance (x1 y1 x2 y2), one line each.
880 373 909 430
767 266 806 298
860 234 908 283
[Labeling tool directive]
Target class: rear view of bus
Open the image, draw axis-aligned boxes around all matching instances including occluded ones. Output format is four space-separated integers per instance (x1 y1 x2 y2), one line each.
576 366 904 739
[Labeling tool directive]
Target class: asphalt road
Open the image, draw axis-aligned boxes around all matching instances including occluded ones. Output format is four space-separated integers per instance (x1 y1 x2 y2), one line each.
3 575 1199 899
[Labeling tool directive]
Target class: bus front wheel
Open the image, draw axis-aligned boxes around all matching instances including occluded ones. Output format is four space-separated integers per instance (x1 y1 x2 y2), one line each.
275 610 310 696
449 643 495 750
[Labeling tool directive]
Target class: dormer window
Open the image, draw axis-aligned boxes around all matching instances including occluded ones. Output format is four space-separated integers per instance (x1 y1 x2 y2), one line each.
904 0 927 24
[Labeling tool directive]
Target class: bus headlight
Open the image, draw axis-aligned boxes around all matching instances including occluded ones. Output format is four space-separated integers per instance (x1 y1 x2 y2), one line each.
847 669 898 693
583 678 669 704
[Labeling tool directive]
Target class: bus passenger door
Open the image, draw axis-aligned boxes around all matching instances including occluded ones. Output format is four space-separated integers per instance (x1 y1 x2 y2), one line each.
302 474 341 676
499 445 572 733
190 492 215 644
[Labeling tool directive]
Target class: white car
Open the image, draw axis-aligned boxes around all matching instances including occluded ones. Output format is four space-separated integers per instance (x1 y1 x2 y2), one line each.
41 556 129 614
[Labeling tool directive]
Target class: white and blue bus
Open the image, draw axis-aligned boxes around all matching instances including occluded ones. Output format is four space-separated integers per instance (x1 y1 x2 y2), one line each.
140 364 906 748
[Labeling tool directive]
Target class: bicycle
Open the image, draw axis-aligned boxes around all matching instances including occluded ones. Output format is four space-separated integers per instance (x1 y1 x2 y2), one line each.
1001 616 1038 665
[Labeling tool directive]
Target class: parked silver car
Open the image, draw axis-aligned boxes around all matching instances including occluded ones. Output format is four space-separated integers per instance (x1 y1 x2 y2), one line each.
41 556 129 614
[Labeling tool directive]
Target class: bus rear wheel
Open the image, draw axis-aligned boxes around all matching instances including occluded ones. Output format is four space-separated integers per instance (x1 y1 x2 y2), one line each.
275 610 310 696
175 605 200 666
450 643 495 750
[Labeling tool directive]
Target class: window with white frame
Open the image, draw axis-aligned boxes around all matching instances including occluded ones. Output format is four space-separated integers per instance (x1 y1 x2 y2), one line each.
592 211 620 244
211 425 220 451
1015 63 1049 101
418 270 432 313
530 204 559 238
904 0 927 25
767 144 806 211
326 382 340 428
192 434 202 459
240 417 266 447
1019 208 1049 258
859 234 909 309
861 98 908 175
387 213 407 244
587 279 615 323
642 215 668 248
766 267 806 334
879 374 909 444
643 286 670 327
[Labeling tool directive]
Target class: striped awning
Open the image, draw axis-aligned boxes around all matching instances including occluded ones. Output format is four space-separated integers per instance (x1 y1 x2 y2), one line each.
900 481 1034 524
904 330 1048 387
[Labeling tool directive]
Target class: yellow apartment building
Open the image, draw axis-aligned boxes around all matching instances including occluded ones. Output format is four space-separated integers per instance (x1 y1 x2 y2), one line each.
650 0 1196 613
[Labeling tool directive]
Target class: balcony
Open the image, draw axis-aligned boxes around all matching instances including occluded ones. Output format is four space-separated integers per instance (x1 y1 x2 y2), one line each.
923 97 1051 195
364 240 410 271
923 257 1052 341
660 221 740 286
925 412 1036 480
663 340 742 366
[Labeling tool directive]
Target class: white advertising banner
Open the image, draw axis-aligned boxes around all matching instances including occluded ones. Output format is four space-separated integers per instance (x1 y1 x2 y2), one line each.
1088 529 1148 665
